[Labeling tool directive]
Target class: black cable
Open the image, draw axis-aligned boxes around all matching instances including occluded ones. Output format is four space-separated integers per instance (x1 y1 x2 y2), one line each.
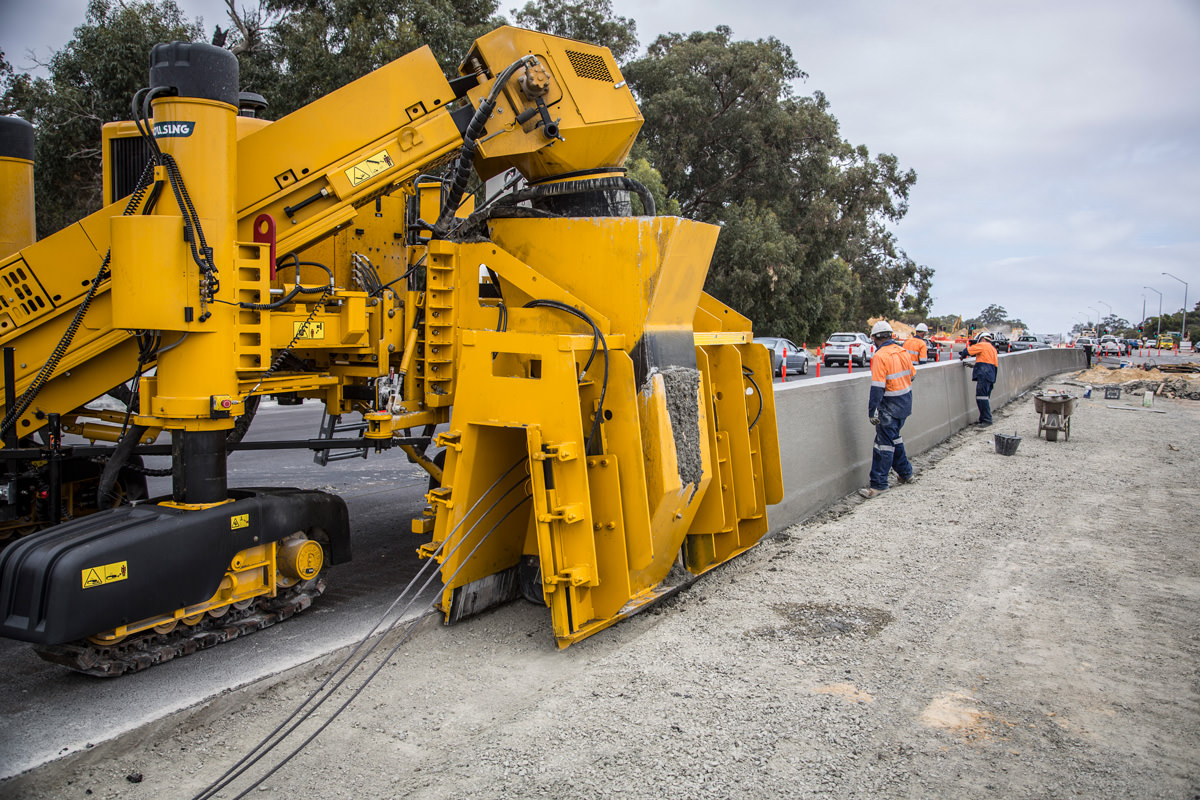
743 365 763 431
247 284 332 396
374 254 425 297
431 55 540 238
497 176 656 217
227 493 532 800
237 254 331 310
0 157 159 440
193 457 531 800
522 299 609 455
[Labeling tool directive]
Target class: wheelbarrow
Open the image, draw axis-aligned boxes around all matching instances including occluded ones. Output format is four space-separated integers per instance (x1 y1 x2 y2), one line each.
1034 392 1077 442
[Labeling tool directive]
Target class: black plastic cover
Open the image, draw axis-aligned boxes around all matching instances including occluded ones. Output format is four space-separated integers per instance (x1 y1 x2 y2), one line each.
149 41 239 106
0 116 35 161
0 488 349 645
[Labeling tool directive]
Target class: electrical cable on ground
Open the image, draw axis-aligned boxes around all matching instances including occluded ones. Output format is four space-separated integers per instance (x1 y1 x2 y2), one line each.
192 457 531 800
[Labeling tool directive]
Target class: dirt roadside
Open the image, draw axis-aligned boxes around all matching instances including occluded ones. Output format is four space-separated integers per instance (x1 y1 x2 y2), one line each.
4 376 1199 799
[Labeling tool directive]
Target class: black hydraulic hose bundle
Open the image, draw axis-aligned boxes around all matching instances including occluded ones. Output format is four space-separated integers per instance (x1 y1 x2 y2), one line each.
431 55 541 238
504 175 656 217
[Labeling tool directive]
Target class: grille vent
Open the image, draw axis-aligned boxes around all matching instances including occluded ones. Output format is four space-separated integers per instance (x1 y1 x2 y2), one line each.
565 50 613 82
109 135 155 203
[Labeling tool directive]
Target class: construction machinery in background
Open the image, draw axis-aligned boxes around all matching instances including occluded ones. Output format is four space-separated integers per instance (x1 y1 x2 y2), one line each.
0 27 782 675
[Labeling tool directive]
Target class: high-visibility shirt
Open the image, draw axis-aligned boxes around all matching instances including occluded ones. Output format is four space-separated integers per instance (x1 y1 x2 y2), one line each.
903 336 928 364
869 340 915 417
966 340 998 366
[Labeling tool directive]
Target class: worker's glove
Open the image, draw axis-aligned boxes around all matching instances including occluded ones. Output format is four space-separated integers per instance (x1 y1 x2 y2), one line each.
869 414 880 426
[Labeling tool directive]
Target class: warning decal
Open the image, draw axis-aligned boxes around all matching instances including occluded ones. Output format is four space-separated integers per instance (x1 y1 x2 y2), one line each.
231 513 250 530
82 560 128 589
293 320 326 340
345 150 395 187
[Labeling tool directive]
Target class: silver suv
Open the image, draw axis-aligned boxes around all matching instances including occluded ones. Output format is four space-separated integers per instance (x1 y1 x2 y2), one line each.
822 332 874 367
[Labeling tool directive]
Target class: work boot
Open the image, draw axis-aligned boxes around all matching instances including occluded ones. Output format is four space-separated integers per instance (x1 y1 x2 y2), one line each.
896 470 917 485
858 487 886 499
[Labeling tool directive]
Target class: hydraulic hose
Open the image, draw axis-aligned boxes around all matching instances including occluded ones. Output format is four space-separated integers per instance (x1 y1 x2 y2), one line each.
502 176 656 217
431 55 540 238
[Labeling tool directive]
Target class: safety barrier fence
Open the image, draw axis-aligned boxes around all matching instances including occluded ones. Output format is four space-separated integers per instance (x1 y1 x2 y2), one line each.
767 347 1085 532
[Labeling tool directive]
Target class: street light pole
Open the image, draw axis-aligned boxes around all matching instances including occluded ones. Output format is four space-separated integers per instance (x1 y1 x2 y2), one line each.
1097 300 1112 330
1144 286 1162 340
1088 307 1102 334
1141 295 1146 336
1162 272 1188 344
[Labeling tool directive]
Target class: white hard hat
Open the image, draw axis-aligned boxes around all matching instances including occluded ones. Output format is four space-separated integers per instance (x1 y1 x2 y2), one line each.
870 320 893 337
915 323 929 333
976 330 994 342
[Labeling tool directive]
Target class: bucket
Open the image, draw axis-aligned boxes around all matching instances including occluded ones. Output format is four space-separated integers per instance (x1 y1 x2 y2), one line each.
994 433 1021 456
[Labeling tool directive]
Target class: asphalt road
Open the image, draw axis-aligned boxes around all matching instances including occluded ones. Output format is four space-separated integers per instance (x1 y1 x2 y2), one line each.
0 401 440 779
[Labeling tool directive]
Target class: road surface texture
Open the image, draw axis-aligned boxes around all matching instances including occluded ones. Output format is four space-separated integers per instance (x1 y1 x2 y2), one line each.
0 401 438 778
3 377 1198 799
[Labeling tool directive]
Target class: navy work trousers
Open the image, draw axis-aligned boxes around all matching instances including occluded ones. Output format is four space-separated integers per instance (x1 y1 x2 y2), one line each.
869 408 912 490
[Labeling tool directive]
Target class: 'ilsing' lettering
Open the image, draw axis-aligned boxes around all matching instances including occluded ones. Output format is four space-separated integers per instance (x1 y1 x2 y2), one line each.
153 121 196 138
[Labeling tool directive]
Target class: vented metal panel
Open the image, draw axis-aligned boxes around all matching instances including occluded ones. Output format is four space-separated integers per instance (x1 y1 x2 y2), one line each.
109 136 155 203
564 50 613 83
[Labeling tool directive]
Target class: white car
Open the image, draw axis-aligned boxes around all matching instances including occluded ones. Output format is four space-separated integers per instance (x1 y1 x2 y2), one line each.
823 332 875 367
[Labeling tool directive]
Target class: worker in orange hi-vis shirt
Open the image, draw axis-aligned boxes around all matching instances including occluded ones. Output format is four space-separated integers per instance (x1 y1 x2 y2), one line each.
859 320 916 499
959 330 999 426
903 322 930 365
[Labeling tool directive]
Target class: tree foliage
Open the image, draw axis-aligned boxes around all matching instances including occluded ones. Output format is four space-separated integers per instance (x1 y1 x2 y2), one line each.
253 0 502 115
3 0 201 236
511 0 638 62
5 1 937 347
624 27 928 345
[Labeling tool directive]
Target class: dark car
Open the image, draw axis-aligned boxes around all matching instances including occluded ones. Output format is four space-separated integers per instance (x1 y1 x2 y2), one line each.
754 337 810 376
990 333 1013 353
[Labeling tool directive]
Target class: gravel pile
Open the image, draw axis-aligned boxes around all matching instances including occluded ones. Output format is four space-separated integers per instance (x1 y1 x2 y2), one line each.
5 380 1198 799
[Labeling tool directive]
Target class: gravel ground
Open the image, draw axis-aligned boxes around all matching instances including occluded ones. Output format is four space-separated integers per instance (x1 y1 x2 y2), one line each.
4 377 1199 799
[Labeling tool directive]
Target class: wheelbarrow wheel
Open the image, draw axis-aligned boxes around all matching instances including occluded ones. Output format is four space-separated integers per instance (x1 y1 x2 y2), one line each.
1046 427 1058 442
1064 416 1071 442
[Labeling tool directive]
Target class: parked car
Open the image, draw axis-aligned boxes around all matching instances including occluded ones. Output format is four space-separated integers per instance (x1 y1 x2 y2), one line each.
1072 336 1096 350
823 332 874 367
754 337 810 376
1098 335 1127 355
991 333 1013 353
1010 334 1050 351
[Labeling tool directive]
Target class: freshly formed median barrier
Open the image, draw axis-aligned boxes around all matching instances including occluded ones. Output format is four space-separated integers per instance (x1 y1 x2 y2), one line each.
767 347 1085 531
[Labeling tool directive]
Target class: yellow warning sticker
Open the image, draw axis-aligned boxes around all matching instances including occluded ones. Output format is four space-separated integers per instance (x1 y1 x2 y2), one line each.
231 513 250 530
82 561 128 589
293 320 325 340
345 149 395 187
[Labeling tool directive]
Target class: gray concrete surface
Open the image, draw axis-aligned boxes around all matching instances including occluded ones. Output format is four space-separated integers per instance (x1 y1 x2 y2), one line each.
769 347 1085 529
0 347 1084 779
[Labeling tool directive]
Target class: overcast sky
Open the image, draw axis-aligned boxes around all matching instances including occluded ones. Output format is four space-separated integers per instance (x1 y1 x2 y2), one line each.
3 0 1198 336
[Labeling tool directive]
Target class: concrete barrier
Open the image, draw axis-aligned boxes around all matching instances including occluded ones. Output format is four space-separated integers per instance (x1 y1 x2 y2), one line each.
768 347 1084 530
